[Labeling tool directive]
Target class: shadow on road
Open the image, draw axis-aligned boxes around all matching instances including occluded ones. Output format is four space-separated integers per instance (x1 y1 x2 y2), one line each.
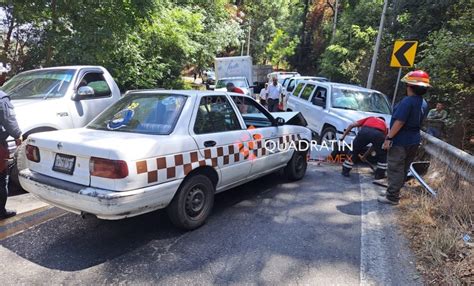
0 164 365 284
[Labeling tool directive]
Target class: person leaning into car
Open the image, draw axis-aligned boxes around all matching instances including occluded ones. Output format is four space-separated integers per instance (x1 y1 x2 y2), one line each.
0 90 22 220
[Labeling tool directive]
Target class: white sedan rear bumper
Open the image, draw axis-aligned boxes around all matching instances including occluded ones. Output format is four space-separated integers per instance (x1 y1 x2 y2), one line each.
19 169 181 220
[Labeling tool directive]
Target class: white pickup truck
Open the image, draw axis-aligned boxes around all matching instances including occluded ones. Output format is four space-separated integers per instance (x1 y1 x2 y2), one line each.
0 65 121 186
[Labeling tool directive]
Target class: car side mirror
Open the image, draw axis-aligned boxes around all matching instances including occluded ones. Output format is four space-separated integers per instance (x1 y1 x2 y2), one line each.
73 86 94 101
276 117 285 126
287 86 294 92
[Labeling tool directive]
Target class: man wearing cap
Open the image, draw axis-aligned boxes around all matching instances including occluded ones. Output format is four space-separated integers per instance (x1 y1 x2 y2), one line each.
378 70 430 205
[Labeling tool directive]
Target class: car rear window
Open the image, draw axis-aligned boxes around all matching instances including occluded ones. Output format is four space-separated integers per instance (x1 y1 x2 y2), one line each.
88 93 187 135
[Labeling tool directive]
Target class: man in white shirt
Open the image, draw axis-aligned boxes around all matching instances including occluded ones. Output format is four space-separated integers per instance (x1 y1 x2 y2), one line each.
267 77 282 112
259 83 268 106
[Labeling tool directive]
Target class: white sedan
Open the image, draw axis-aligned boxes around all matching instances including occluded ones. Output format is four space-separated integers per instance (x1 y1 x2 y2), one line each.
20 90 311 230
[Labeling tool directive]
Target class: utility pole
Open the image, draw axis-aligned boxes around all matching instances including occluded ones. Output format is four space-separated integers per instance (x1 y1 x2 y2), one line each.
366 0 389 89
246 20 251 56
331 0 339 42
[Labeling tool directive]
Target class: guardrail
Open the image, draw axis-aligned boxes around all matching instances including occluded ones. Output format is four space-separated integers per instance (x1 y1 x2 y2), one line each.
421 132 474 184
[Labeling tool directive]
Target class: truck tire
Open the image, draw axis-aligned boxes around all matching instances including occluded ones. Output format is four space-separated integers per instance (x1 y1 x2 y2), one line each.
284 150 308 181
166 174 215 230
320 126 337 144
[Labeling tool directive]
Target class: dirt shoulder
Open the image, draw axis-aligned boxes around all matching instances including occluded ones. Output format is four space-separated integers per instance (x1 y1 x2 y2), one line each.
397 160 473 285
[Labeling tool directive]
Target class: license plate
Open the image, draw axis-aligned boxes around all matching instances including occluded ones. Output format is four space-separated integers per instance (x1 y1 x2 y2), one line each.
53 153 76 175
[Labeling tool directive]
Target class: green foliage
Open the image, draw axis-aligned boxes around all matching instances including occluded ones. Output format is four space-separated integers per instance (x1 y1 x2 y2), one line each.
265 29 299 69
1 0 242 90
242 0 302 65
319 4 380 84
316 0 472 148
417 0 473 147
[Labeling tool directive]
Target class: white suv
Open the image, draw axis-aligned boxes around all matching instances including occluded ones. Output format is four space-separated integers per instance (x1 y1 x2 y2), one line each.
287 80 392 143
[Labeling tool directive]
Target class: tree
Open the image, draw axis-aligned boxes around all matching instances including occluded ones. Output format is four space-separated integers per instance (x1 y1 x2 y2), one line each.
265 29 299 69
417 0 473 149
1 0 242 90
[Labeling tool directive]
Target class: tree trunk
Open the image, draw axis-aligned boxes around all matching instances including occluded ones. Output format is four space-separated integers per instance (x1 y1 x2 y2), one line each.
297 0 310 69
2 10 15 62
46 0 57 66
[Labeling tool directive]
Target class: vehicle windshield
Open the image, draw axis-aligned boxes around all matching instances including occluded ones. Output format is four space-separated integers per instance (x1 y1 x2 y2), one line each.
88 93 187 135
1 69 75 99
216 79 248 89
331 88 391 114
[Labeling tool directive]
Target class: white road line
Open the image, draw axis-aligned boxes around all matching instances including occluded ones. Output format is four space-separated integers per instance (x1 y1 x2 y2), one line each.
359 170 391 286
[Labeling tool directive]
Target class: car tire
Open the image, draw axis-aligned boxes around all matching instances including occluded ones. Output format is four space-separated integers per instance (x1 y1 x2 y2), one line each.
320 126 337 144
166 174 215 230
284 150 308 181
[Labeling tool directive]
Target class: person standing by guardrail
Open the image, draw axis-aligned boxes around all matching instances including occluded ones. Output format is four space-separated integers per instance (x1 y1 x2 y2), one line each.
0 90 22 220
378 70 430 205
426 102 448 138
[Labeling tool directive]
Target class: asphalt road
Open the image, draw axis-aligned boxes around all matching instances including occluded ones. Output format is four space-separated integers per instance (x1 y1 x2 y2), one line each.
0 163 421 285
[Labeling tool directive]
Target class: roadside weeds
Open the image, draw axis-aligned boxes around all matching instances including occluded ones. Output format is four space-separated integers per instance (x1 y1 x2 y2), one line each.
397 159 473 285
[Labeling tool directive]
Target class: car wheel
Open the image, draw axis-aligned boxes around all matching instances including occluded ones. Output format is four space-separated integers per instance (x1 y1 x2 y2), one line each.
284 150 308 181
166 174 215 230
320 126 337 144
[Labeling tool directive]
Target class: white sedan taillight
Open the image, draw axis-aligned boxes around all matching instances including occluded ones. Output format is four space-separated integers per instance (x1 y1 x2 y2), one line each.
89 157 128 179
26 144 40 162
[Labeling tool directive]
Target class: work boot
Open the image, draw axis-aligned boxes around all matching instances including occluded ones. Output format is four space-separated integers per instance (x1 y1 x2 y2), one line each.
341 166 351 177
0 209 17 220
377 196 399 205
374 169 386 180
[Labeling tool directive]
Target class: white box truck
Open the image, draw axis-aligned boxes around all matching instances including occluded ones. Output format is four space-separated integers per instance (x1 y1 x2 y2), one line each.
214 56 253 84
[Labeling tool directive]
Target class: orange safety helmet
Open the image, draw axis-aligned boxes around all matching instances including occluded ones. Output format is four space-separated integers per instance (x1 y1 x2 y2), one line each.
401 70 431 87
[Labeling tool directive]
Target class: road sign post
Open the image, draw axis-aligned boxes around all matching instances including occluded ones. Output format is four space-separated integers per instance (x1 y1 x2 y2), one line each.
390 40 418 107
392 68 402 108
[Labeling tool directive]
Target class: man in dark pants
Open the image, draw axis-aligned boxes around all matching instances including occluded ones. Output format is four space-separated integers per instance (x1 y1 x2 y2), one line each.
341 116 388 179
0 90 22 219
266 77 282 112
378 70 430 205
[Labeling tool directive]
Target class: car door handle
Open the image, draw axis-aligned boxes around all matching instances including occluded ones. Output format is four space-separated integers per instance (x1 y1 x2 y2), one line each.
204 140 216 147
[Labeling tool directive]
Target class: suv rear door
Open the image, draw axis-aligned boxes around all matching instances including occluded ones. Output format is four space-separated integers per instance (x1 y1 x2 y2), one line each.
308 84 329 135
287 81 305 111
295 83 318 132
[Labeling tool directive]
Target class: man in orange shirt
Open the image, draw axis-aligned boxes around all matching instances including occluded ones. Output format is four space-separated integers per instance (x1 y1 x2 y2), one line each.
341 116 388 179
